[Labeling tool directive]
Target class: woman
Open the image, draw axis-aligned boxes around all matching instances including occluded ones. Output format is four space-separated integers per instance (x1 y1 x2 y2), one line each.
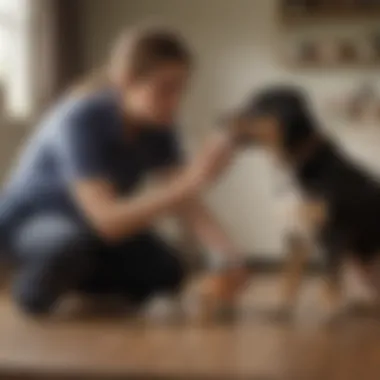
0 26 245 315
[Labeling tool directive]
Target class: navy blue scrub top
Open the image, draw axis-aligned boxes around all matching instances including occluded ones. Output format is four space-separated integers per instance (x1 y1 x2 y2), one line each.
0 90 182 234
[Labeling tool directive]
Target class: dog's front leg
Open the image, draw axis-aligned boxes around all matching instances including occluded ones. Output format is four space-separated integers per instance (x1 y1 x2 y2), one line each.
357 256 380 313
319 233 345 323
335 256 379 317
276 233 311 321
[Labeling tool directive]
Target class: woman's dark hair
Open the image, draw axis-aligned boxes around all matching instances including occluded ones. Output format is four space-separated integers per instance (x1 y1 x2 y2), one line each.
114 26 192 77
73 25 192 95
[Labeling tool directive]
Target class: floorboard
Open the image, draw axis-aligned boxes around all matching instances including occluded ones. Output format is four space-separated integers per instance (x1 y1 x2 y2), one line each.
0 276 379 379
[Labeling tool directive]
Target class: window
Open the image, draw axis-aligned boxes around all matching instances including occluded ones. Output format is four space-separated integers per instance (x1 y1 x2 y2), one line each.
0 0 32 120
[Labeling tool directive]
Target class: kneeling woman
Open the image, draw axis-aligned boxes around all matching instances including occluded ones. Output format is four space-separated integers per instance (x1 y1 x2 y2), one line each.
0 26 244 315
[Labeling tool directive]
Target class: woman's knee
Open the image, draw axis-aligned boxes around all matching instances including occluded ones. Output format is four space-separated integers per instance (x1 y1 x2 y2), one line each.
13 214 95 263
12 267 58 315
15 215 98 282
11 214 98 315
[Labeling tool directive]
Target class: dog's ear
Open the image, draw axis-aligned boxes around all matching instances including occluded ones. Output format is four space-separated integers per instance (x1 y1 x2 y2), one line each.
277 90 316 154
247 86 317 153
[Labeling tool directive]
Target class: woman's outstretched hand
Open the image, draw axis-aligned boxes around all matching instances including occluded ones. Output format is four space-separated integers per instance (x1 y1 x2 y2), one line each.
179 130 236 196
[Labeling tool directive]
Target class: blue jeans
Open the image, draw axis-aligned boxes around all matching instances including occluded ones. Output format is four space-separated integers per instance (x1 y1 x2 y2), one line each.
9 212 185 315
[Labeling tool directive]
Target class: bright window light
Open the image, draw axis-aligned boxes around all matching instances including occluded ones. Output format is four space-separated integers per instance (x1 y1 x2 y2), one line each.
0 0 32 120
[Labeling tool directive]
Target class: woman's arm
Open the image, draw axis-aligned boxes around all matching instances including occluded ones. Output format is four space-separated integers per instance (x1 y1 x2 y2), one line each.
71 133 233 242
71 174 191 242
58 100 236 242
62 111 233 243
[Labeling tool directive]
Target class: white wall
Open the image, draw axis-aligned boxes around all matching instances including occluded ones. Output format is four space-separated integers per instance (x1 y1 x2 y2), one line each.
81 0 380 257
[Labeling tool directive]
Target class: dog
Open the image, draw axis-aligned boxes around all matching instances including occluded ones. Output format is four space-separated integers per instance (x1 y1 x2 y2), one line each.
225 85 380 320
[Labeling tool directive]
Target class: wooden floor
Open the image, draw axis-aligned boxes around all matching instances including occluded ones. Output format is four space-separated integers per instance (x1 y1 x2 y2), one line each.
1 276 380 379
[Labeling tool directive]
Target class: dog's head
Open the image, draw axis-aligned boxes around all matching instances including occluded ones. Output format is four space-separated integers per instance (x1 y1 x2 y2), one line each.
226 86 319 160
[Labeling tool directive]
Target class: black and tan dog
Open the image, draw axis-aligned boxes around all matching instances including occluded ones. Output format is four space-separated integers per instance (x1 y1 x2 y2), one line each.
226 85 380 319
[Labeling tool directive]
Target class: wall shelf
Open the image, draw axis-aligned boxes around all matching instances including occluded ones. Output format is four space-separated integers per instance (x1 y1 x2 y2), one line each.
280 1 380 26
281 10 380 25
284 60 380 69
279 2 380 70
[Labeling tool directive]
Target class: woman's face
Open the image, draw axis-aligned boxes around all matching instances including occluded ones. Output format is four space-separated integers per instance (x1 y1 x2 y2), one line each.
124 62 190 126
